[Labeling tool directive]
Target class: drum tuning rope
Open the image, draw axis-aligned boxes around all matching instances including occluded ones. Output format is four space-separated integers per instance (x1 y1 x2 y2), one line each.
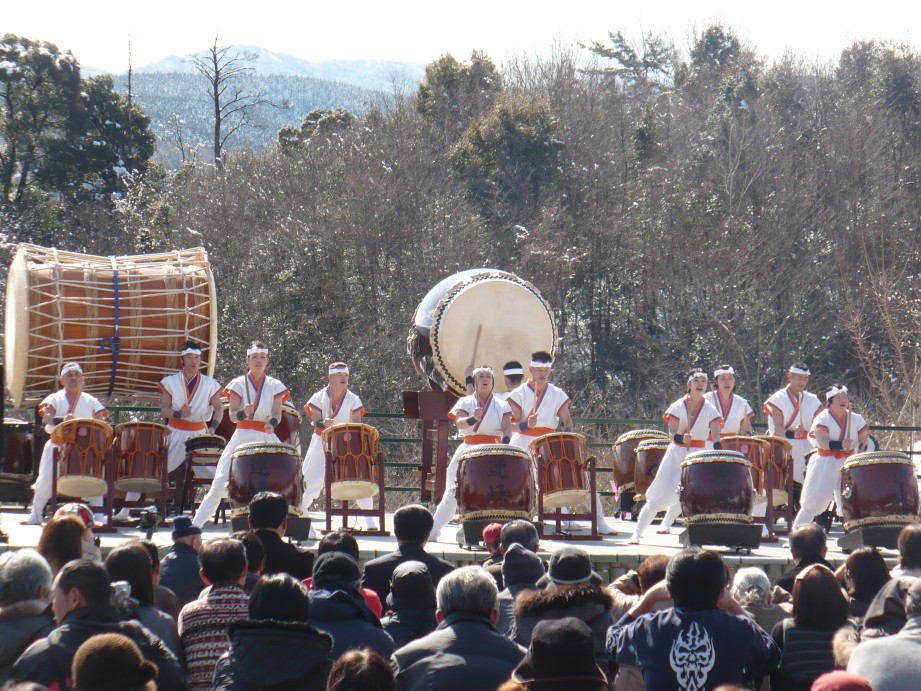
98 256 122 397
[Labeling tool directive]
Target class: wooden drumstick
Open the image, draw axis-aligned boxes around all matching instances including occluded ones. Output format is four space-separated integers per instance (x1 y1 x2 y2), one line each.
469 324 483 368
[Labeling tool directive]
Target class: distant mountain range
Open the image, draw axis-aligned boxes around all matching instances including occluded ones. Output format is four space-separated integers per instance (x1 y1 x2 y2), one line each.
95 46 426 168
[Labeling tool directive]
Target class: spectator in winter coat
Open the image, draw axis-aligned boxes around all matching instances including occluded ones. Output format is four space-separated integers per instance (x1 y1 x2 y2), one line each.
159 516 205 606
0 550 55 684
495 544 545 637
381 561 438 648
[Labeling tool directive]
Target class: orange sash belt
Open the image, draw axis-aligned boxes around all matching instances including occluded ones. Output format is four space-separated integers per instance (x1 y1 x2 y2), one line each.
168 419 207 432
817 448 851 459
679 440 707 448
463 434 501 445
237 419 270 431
519 426 555 437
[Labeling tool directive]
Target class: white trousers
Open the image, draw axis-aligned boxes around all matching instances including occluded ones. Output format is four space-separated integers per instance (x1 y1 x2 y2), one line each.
300 433 377 529
792 454 845 531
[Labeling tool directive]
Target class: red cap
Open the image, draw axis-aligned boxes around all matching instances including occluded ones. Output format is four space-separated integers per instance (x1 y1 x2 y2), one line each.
482 522 503 545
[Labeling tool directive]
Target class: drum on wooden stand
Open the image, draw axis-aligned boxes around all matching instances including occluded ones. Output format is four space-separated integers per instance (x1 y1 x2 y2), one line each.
530 432 590 509
113 422 169 493
634 438 670 501
322 423 381 501
273 402 303 454
2 418 34 478
679 450 754 525
755 435 793 506
227 441 303 515
456 444 534 522
5 244 217 406
613 429 668 495
53 418 113 497
184 434 226 469
840 451 920 532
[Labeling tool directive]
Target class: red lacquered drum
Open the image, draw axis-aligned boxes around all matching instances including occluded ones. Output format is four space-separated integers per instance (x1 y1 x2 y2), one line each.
613 429 668 493
634 438 670 501
228 441 303 514
721 435 783 507
530 432 590 509
2 418 34 477
113 422 169 493
456 444 534 522
679 450 754 524
273 402 302 455
322 423 380 501
756 435 793 505
52 418 113 497
840 451 920 531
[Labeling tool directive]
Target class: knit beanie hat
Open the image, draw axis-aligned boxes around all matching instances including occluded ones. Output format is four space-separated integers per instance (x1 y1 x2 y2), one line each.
386 560 436 610
72 633 158 691
501 543 545 587
312 551 361 589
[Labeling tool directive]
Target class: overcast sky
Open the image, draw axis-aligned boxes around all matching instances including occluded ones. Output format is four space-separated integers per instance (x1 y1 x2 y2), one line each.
7 1 921 72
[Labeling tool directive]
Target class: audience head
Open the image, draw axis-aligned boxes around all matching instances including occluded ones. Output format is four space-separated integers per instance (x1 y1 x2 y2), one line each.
792 563 849 630
38 515 86 574
312 551 361 591
393 504 434 545
327 648 396 691
789 523 827 563
898 523 921 571
511 617 608 691
540 547 601 588
134 540 162 581
199 538 247 587
105 543 155 607
482 523 502 551
388 561 436 610
500 520 539 553
731 567 772 607
666 548 726 611
317 529 361 561
71 632 158 691
247 492 289 531
170 516 202 550
843 547 890 603
53 559 111 624
810 671 873 691
230 530 266 574
436 565 498 619
0 548 54 606
636 554 670 593
501 544 545 588
249 573 311 623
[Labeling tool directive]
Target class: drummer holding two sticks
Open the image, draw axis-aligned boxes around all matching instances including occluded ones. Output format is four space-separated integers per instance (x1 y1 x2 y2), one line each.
193 342 290 528
430 365 514 541
792 384 870 531
763 363 824 487
506 351 619 535
158 340 224 511
299 361 378 530
24 363 108 525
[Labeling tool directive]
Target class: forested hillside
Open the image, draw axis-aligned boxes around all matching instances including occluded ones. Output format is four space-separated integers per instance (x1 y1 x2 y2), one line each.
5 27 921 435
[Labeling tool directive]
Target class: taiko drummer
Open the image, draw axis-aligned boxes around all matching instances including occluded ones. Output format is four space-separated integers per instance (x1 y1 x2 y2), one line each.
300 361 378 530
158 340 224 508
430 365 514 541
792 384 870 531
704 364 754 437
507 351 619 535
629 369 723 544
24 363 108 525
193 342 291 528
763 363 824 486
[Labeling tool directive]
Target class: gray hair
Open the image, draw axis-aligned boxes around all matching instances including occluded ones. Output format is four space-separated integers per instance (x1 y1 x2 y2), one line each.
436 565 498 618
500 520 539 552
731 567 772 607
0 549 54 606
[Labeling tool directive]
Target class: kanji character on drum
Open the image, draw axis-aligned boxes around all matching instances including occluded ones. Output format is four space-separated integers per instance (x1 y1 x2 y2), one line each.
24 363 108 525
705 364 754 437
158 340 224 507
300 361 378 530
430 365 514 542
506 351 618 535
192 342 290 528
629 369 723 544
763 363 823 487
792 384 870 531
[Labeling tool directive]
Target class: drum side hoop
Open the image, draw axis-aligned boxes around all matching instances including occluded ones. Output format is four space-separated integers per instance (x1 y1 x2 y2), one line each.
322 423 379 444
636 440 670 451
843 455 914 470
115 421 170 434
231 442 298 459
457 444 532 461
681 458 752 468
721 436 771 449
844 515 921 531
614 430 669 446
618 482 636 492
458 509 532 522
684 513 753 524
756 435 794 451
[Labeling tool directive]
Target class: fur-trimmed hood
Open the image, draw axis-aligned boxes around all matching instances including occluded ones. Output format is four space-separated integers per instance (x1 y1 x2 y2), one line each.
515 582 613 617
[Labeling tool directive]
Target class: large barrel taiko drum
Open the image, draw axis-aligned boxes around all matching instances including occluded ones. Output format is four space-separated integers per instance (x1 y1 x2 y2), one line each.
613 429 669 493
228 441 303 515
113 421 169 493
456 444 534 522
322 423 381 501
53 418 113 497
407 269 556 395
839 451 920 532
530 432 591 509
679 450 754 525
5 244 217 404
634 438 670 501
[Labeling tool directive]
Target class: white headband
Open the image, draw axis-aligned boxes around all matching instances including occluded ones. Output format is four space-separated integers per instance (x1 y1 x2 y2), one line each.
472 365 494 377
826 385 848 401
246 345 269 356
503 366 524 375
60 363 83 376
530 360 552 368
180 346 202 356
328 365 349 374
789 366 811 376
713 366 735 377
687 370 707 383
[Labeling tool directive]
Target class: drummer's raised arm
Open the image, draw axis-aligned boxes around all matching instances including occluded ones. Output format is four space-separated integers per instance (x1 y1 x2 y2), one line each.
209 392 224 430
159 390 173 422
349 406 365 423
227 390 244 419
41 404 57 428
559 403 573 433
500 411 514 440
770 408 786 436
708 418 722 443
